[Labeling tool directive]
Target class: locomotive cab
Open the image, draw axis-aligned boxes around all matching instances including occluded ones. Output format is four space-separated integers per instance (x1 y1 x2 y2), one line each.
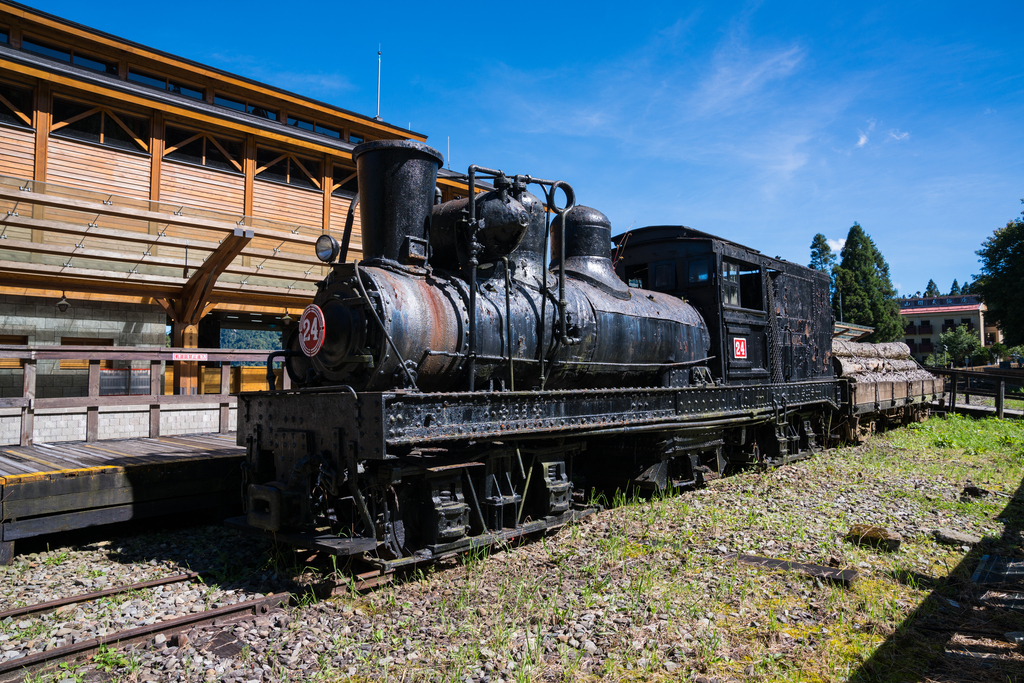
614 226 833 385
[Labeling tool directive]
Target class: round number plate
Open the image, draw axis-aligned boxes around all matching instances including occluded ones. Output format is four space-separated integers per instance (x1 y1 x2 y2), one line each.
298 305 326 356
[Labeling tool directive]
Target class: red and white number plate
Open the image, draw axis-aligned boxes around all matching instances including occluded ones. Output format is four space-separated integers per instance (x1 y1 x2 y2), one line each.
299 305 326 356
733 338 747 359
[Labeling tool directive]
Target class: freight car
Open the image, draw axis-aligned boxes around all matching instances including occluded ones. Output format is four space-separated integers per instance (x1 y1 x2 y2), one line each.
229 140 939 569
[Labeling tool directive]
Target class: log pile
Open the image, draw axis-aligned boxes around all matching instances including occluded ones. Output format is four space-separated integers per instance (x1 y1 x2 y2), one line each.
832 340 934 383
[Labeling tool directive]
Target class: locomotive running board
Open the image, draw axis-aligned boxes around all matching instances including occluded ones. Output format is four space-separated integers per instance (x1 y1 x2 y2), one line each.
224 506 598 568
367 505 600 572
223 516 378 555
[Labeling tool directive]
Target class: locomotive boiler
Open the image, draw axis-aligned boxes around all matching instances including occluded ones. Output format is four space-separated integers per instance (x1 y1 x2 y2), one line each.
231 140 940 567
284 140 710 394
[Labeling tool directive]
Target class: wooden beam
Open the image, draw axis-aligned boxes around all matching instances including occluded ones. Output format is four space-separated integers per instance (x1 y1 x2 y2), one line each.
49 105 102 133
243 133 255 217
32 80 50 182
206 134 243 173
0 236 322 283
20 359 35 447
178 228 253 325
322 153 332 233
0 90 31 126
150 111 164 203
0 260 315 299
0 212 318 266
162 131 203 156
0 185 317 247
103 108 149 152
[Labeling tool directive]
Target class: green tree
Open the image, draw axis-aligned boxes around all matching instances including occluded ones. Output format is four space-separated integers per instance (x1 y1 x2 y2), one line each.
989 342 1008 361
949 279 960 295
808 233 837 273
924 279 940 297
976 203 1024 345
938 324 981 367
831 223 903 342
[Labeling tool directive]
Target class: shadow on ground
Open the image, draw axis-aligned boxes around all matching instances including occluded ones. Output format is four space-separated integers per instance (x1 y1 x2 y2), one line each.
850 477 1024 682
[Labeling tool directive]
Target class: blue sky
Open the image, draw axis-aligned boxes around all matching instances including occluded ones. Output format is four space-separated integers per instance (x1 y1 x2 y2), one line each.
33 1 1024 295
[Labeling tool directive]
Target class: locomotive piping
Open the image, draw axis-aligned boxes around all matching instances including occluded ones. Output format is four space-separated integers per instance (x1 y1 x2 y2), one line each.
338 192 359 264
353 261 419 391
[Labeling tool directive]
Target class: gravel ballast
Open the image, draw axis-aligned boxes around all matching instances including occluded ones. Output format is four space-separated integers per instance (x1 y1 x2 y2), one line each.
1 414 1021 682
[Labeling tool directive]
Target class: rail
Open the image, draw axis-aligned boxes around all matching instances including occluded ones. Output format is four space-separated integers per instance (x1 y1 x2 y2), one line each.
927 367 1024 419
0 345 286 445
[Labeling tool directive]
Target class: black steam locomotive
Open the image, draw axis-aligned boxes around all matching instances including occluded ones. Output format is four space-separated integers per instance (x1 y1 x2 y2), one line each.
232 140 938 568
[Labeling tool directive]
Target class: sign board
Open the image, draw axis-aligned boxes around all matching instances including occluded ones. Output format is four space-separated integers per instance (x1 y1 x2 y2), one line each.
733 338 747 359
172 352 208 361
299 304 326 356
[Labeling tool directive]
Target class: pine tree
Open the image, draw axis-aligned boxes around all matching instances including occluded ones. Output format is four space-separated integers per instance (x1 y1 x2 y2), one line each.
808 234 836 273
924 279 940 297
831 224 903 342
949 279 960 295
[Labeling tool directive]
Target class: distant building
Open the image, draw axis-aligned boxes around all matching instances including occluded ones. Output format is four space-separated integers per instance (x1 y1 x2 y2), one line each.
899 295 1002 363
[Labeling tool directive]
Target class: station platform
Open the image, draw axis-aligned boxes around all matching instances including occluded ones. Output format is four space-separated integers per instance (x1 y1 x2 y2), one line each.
0 433 244 563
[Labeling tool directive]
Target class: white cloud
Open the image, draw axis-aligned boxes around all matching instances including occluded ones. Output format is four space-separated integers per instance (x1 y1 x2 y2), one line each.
827 238 846 251
856 120 876 147
889 129 909 141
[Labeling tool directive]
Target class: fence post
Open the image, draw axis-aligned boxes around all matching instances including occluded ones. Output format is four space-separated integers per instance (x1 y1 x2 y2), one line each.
149 359 161 438
996 378 1005 419
86 360 100 442
948 370 958 415
20 360 35 447
219 364 231 434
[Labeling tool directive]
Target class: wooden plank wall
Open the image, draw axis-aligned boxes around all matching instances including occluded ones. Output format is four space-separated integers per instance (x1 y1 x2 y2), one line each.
0 127 34 180
160 161 245 216
46 137 151 199
329 194 362 259
252 180 322 230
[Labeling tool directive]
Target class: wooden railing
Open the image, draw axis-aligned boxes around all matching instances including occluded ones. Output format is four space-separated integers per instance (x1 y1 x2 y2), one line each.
928 367 1024 419
0 346 284 445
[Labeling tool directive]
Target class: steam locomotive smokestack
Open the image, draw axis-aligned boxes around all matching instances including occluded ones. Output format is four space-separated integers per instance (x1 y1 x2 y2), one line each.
352 140 444 265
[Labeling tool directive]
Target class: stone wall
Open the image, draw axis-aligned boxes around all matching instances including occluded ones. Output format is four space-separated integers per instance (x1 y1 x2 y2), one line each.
0 404 236 445
0 294 165 399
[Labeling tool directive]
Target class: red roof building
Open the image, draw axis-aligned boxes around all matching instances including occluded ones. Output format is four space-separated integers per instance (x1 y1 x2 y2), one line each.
898 295 1002 363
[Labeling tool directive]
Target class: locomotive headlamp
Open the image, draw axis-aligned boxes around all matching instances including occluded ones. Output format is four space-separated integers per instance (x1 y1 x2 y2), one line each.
315 234 340 263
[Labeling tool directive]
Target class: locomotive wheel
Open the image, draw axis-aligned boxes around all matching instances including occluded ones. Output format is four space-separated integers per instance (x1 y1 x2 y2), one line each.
373 485 406 560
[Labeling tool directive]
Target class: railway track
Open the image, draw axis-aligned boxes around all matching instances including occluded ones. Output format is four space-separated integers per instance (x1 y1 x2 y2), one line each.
0 572 287 681
0 561 396 682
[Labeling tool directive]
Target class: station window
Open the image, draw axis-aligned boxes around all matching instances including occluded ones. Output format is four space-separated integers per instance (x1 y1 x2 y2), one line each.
287 115 314 132
164 126 242 173
59 337 114 370
0 81 33 128
128 68 204 100
0 335 26 369
0 28 8 44
255 147 321 190
349 133 364 144
51 98 149 153
215 94 278 121
315 123 340 139
22 37 118 75
332 165 358 196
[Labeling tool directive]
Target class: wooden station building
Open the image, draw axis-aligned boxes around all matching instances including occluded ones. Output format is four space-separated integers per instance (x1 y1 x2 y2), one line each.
0 1 471 398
